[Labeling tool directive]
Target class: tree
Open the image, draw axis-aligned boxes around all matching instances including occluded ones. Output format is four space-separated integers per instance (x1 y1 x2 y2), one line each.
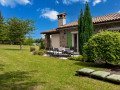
6 17 36 49
84 2 94 42
78 2 94 55
23 36 35 45
39 38 45 50
78 9 84 55
0 10 9 43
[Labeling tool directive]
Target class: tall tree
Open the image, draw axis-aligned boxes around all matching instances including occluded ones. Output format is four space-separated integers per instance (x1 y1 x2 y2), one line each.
0 10 8 43
78 9 84 55
78 2 94 55
84 2 94 42
6 17 36 49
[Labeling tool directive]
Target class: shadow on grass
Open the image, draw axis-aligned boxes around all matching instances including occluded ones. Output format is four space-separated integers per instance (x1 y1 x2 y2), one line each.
0 64 5 71
74 61 120 69
0 70 47 89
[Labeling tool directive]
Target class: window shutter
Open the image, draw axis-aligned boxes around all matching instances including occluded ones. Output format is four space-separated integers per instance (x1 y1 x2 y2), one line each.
67 33 72 48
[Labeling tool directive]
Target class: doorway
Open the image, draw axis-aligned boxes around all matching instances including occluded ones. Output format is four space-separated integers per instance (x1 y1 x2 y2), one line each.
72 31 78 52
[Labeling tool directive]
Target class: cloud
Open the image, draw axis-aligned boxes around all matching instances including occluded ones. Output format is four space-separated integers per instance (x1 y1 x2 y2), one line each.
93 0 107 6
0 0 31 7
118 11 120 13
62 0 90 5
56 0 59 4
93 0 101 6
40 8 59 21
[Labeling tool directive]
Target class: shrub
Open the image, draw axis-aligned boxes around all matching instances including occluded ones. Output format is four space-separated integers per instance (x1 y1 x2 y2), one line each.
77 55 84 61
32 49 46 56
38 49 46 56
32 51 38 55
83 31 120 63
30 47 35 52
68 55 83 61
68 57 78 60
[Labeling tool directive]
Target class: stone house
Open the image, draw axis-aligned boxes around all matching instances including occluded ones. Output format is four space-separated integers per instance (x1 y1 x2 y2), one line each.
41 12 120 53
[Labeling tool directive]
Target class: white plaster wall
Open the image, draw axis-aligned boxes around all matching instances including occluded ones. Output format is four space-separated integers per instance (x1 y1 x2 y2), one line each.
51 34 60 48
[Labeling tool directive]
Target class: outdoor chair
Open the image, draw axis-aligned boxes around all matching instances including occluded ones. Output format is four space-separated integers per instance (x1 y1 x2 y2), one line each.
47 47 54 55
68 47 75 55
53 48 63 57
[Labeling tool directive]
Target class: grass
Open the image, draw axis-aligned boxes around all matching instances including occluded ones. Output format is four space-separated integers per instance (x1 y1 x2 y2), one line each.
0 45 120 90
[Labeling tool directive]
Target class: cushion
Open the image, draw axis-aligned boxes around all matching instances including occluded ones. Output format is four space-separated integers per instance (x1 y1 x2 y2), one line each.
76 68 95 75
91 71 110 79
106 74 120 83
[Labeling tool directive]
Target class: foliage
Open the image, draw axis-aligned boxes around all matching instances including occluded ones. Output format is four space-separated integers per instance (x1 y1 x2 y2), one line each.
78 2 94 55
83 31 120 63
24 37 35 45
6 17 36 49
78 9 84 55
84 2 94 42
0 11 9 42
32 49 46 56
30 47 36 52
39 38 45 50
68 55 83 61
38 49 46 56
32 51 38 55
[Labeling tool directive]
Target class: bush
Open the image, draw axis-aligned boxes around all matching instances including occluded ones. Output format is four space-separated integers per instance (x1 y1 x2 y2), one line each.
32 51 38 55
83 31 120 63
68 55 83 61
77 55 84 61
32 49 46 56
38 49 46 56
30 47 35 52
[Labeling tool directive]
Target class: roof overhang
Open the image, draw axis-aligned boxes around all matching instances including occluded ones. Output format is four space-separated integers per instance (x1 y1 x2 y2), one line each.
108 27 120 30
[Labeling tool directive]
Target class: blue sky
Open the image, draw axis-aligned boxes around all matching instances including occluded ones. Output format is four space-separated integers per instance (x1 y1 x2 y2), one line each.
0 0 120 39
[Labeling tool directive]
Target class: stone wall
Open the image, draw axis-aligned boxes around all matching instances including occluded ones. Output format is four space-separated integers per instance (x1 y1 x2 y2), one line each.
59 27 78 47
94 22 120 34
59 21 120 47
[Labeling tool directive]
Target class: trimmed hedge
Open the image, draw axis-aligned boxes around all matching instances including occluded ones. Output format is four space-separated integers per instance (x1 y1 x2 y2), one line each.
83 31 120 63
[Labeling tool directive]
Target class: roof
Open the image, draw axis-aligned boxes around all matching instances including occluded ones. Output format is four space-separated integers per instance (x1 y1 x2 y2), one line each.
92 13 120 24
41 13 120 34
41 28 59 34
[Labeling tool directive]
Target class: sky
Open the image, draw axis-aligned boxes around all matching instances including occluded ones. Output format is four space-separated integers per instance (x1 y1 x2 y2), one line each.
0 0 120 39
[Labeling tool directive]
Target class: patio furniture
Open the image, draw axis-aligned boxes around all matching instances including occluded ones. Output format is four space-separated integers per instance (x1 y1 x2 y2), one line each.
67 47 75 55
52 48 62 57
47 47 54 55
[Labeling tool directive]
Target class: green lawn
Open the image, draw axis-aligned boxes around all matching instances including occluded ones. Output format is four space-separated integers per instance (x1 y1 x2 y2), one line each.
0 45 120 90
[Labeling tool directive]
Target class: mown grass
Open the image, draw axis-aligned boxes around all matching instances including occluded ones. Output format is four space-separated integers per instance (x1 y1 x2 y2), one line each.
0 45 120 90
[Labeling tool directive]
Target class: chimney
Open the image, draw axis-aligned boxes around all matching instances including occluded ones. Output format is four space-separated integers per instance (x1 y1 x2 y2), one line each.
57 12 67 27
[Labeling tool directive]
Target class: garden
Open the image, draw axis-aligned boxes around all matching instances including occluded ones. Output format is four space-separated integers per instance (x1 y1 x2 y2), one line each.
0 45 120 90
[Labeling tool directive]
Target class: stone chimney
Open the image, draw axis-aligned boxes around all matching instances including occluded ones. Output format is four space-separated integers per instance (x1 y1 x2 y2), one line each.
57 12 67 27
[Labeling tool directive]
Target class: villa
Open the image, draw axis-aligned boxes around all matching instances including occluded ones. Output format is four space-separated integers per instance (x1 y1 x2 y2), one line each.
41 12 120 53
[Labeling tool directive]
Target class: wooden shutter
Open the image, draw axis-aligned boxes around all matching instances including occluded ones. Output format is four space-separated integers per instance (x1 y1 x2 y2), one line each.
67 33 72 48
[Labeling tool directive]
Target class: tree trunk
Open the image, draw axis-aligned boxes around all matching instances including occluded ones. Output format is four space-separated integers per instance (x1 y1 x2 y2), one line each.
20 41 22 50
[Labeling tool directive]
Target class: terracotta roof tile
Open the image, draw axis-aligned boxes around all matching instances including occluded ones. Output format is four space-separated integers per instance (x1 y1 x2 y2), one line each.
41 13 120 34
